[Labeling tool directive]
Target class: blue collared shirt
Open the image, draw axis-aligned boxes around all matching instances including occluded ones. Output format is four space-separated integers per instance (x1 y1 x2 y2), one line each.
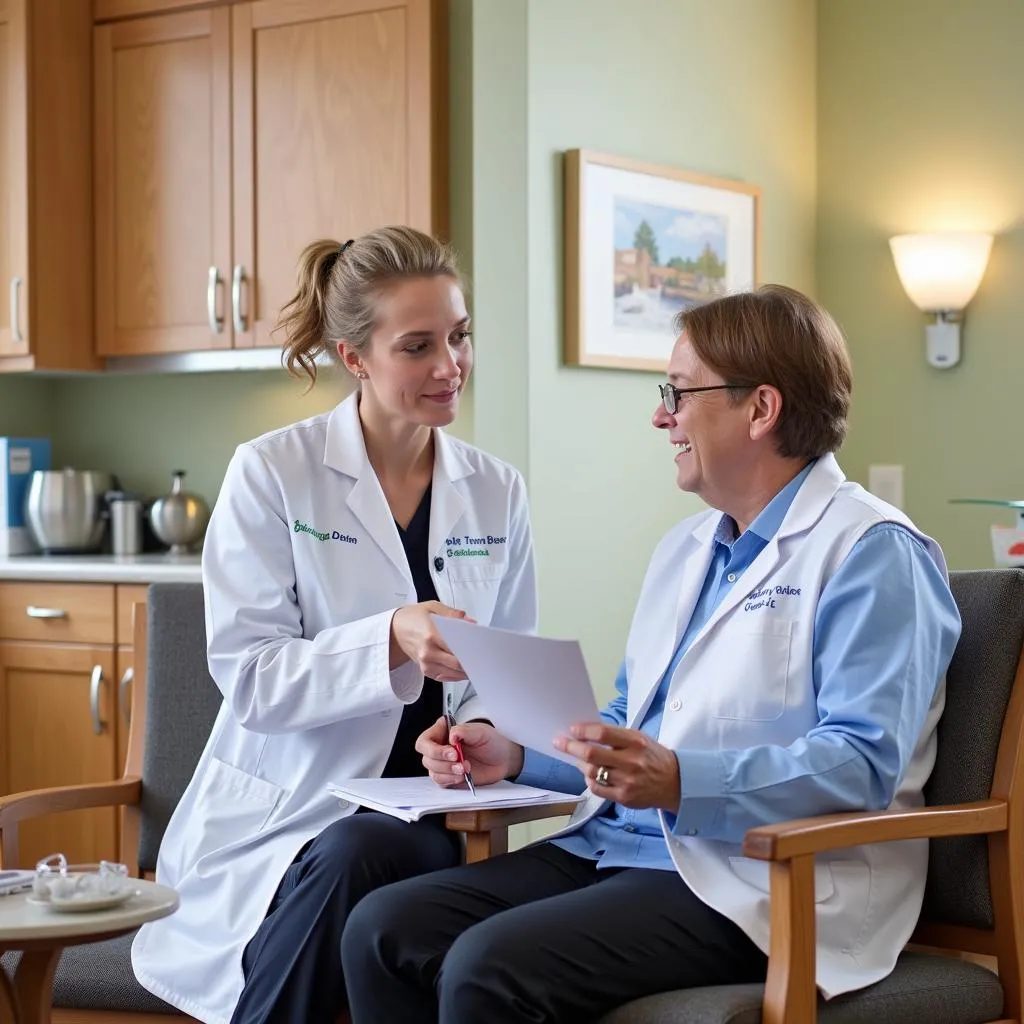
516 463 961 870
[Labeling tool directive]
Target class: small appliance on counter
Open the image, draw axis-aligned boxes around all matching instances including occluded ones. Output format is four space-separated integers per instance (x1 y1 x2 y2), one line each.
148 470 210 554
106 490 145 556
949 498 1024 567
0 437 51 555
23 468 116 554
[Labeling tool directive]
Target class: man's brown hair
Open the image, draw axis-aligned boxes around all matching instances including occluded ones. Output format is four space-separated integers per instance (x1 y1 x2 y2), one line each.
676 285 852 459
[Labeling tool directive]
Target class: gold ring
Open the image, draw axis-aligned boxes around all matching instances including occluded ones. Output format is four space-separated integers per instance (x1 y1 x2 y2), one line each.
595 765 611 786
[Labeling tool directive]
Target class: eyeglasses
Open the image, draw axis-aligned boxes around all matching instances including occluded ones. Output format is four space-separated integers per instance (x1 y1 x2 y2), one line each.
658 383 753 415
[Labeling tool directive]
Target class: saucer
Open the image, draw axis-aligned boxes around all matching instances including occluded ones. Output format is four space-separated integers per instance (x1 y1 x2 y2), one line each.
27 889 137 913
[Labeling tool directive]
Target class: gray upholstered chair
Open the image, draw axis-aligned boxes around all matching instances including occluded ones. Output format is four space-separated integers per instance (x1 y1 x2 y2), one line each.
592 568 1024 1024
0 582 572 1022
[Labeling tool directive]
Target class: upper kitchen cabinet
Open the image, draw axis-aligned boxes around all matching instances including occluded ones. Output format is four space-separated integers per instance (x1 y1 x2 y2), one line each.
233 0 445 349
0 0 96 372
94 8 233 357
94 1 218 17
94 0 447 358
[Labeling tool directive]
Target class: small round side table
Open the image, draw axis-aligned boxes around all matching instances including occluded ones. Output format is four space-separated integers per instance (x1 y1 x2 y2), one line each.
0 878 178 1024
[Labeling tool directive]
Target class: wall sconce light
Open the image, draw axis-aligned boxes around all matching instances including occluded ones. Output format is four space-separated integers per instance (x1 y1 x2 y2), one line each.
889 231 993 369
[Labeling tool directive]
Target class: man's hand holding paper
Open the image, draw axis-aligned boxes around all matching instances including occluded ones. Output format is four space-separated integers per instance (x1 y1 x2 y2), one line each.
553 722 681 810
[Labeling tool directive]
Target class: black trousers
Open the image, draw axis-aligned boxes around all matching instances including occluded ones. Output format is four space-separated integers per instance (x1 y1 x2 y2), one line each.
228 811 462 1024
341 842 768 1024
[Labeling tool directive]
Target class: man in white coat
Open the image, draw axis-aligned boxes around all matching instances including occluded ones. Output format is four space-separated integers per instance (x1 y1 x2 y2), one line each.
339 284 962 1024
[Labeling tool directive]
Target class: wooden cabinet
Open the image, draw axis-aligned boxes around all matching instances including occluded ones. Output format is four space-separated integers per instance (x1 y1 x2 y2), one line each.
0 0 95 372
0 0 27 361
0 581 145 868
0 643 117 869
95 0 217 19
115 647 134 779
94 8 232 357
115 585 149 774
94 0 446 357
232 0 444 348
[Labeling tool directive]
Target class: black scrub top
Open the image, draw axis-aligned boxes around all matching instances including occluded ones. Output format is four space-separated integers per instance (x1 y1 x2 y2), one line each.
380 484 444 778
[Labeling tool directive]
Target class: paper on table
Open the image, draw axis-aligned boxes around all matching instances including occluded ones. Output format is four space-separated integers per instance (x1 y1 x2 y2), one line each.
326 777 582 823
431 616 600 764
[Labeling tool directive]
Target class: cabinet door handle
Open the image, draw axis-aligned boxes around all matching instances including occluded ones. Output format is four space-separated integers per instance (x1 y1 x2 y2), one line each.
89 665 106 736
207 266 224 334
9 276 22 343
25 605 67 619
231 264 247 333
119 666 134 723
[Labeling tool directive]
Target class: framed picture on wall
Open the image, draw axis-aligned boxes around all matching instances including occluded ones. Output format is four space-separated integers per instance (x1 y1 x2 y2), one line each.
564 149 761 371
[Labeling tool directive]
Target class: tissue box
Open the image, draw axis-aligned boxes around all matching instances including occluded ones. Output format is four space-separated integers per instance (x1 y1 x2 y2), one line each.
0 438 51 556
990 524 1024 568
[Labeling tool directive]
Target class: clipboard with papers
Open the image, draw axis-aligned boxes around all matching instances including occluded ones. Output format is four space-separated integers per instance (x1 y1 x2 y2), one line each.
326 777 583 823
325 617 600 820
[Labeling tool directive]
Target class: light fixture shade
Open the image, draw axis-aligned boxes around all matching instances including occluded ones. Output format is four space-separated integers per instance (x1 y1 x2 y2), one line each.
889 232 993 312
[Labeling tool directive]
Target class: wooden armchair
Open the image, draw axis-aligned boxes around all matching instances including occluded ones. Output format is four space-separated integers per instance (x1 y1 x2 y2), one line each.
0 583 573 1023
587 567 1024 1024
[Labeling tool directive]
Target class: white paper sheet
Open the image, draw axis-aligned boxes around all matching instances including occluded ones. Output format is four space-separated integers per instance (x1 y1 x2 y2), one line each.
431 616 601 764
326 777 582 822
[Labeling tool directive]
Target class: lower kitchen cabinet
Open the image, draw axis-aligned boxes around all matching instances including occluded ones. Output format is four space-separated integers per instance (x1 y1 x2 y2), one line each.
0 580 152 868
115 584 148 775
116 645 134 776
0 642 118 868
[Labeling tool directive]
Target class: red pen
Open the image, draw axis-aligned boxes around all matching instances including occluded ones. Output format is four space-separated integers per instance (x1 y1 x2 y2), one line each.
445 710 477 796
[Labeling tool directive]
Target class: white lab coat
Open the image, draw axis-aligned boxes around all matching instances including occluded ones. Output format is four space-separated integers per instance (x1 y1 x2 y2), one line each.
544 454 947 999
132 394 537 1024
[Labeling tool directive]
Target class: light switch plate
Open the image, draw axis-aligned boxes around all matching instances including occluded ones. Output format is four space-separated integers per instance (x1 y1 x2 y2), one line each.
868 464 904 510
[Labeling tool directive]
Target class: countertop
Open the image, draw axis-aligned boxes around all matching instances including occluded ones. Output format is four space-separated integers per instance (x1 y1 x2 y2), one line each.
0 553 203 584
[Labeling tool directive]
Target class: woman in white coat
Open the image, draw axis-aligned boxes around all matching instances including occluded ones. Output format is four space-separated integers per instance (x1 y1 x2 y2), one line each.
131 227 538 1024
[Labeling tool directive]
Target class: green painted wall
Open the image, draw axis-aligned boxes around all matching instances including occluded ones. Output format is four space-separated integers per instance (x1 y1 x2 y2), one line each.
460 0 817 849
0 378 53 440
522 0 817 704
50 369 354 503
465 0 530 472
46 366 475 504
818 0 1024 569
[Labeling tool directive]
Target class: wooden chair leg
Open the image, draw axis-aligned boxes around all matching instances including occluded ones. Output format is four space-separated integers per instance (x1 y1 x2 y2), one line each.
445 804 576 866
762 856 817 1024
464 828 508 864
0 967 16 1024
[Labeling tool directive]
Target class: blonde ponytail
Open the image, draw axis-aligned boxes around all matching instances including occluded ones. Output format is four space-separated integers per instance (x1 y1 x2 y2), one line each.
277 227 461 385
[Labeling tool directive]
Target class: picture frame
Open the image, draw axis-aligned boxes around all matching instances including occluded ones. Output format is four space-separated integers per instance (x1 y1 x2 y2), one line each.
564 149 761 371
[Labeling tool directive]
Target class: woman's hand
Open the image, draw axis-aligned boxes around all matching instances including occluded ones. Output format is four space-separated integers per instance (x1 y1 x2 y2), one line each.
389 601 474 681
554 722 680 811
416 717 525 788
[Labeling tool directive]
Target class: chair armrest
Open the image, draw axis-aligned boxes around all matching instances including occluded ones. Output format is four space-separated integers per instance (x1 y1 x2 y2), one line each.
743 798 1006 862
0 776 143 828
446 802 579 865
445 802 579 834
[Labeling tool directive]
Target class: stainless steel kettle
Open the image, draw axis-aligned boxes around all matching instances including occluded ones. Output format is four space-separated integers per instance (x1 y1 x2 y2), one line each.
24 469 115 553
148 470 210 553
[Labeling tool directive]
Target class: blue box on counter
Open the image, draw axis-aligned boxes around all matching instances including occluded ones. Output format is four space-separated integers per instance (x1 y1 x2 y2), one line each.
0 438 51 555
